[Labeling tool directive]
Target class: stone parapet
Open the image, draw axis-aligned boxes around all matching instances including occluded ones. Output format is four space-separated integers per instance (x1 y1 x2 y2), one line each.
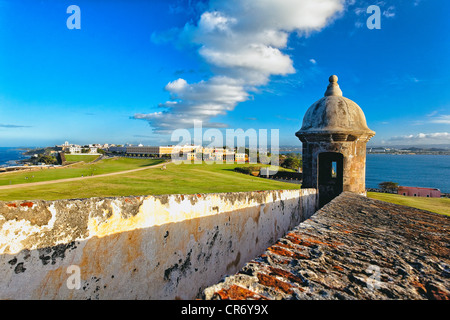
203 192 450 300
0 189 316 299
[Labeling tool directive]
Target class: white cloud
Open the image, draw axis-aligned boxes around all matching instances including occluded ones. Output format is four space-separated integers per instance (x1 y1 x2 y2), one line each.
383 6 395 18
384 74 421 86
165 78 188 92
136 0 345 133
388 132 450 145
134 76 248 134
309 58 317 64
414 113 450 126
429 115 450 125
354 21 364 28
354 7 366 16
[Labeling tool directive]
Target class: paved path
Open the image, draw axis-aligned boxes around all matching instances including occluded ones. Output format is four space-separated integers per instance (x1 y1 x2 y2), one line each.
0 161 167 190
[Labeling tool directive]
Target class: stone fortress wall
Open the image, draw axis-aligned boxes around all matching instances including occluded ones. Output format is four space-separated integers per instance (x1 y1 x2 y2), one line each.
0 189 316 299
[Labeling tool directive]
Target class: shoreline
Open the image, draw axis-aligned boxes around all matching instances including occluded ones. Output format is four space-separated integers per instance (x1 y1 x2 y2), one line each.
0 148 32 169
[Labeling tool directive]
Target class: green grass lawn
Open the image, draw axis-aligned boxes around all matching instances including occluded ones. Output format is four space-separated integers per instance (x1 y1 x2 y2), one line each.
367 192 450 216
64 154 100 163
0 161 300 201
0 157 163 186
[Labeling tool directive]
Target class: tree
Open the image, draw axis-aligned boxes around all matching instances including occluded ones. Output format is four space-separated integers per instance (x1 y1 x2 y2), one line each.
280 156 301 171
378 181 398 193
37 155 57 165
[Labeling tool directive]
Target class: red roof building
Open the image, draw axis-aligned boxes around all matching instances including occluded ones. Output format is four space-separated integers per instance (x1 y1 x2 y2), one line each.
398 186 441 198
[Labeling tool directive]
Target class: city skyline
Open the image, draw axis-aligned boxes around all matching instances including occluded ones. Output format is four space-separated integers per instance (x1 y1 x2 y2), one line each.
0 0 449 148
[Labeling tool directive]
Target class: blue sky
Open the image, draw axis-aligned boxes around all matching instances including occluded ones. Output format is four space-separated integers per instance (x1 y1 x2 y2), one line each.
0 0 449 148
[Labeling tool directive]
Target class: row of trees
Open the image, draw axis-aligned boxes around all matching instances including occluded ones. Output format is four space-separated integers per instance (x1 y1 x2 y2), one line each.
240 149 303 171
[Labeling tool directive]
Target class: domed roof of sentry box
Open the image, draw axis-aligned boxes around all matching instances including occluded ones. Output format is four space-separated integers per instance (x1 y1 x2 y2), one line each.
295 75 375 138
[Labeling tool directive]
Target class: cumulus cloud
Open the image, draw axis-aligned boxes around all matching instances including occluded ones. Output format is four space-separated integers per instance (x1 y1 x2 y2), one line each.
136 0 345 134
134 76 249 133
388 132 450 145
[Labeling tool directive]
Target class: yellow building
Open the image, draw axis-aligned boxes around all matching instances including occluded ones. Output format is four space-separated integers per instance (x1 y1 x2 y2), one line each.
235 153 246 163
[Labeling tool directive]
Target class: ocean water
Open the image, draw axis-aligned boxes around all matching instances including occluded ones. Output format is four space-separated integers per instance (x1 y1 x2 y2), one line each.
0 147 31 167
366 154 450 193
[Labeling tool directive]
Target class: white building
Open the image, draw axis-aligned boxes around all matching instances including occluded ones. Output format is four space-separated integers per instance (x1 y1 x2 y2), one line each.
68 146 82 154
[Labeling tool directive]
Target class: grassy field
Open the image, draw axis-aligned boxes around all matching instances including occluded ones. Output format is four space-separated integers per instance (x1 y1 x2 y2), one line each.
0 157 163 186
367 192 450 216
64 154 100 163
5 158 446 216
0 161 301 201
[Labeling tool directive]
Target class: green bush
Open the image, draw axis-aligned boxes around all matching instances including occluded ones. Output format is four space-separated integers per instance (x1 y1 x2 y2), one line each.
234 167 251 174
234 166 261 175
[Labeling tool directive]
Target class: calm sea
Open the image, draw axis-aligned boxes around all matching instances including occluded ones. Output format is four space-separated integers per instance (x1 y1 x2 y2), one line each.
0 148 449 193
366 154 450 193
0 147 31 167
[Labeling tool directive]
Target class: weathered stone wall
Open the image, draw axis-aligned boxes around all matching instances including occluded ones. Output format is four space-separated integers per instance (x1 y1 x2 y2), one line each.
203 192 450 300
300 135 370 195
0 189 316 299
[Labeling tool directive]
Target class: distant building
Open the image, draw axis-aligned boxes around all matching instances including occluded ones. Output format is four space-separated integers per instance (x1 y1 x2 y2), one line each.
186 152 196 161
56 141 83 154
235 153 246 163
68 146 82 154
121 145 199 157
398 186 441 198
223 149 235 162
107 144 252 162
125 146 161 155
108 146 127 154
201 147 214 161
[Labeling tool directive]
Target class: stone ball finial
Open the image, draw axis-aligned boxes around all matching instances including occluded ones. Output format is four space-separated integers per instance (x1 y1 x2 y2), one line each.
324 74 342 97
329 75 338 83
